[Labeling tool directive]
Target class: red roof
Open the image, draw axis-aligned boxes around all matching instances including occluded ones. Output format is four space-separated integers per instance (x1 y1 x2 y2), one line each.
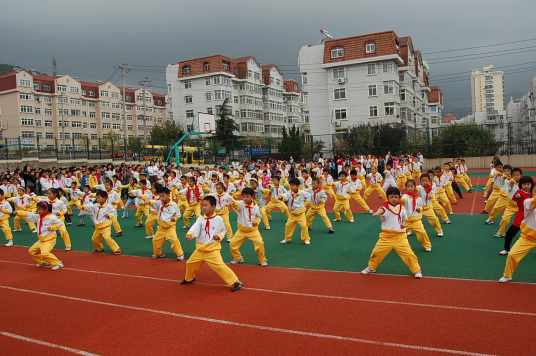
177 54 234 78
428 86 443 104
284 80 300 93
398 36 413 65
32 73 56 93
442 113 457 124
323 31 400 64
0 71 17 92
232 56 257 79
261 64 280 85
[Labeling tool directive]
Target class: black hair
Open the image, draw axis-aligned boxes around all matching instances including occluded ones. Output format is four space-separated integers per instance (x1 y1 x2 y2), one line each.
419 173 429 181
503 164 513 171
338 171 347 178
350 169 357 176
37 200 52 213
96 190 108 199
241 187 255 196
519 176 534 191
512 168 523 175
158 186 170 194
203 195 216 207
272 175 280 181
405 179 416 187
49 188 59 197
289 177 300 186
0 188 3 196
386 186 401 197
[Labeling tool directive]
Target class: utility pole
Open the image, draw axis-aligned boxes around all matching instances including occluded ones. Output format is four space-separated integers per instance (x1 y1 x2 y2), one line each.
139 77 151 144
53 57 66 153
119 64 129 159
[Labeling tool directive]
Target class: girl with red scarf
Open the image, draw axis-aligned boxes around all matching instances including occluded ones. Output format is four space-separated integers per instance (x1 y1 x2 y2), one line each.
402 180 432 252
181 176 202 228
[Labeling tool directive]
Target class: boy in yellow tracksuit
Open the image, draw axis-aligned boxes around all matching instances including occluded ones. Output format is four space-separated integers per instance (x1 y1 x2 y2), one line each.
486 165 512 225
333 171 355 223
499 191 536 283
495 168 523 238
11 186 36 233
433 167 453 215
402 180 432 252
151 187 184 261
349 169 373 213
103 180 123 237
281 177 311 245
40 189 72 251
250 179 270 230
306 177 334 233
181 195 243 292
134 180 152 228
82 190 122 255
484 162 504 214
181 177 202 228
144 186 160 239
229 187 268 266
264 176 290 220
0 189 14 247
361 186 423 278
26 201 64 270
214 182 234 242
364 167 387 202
418 174 445 237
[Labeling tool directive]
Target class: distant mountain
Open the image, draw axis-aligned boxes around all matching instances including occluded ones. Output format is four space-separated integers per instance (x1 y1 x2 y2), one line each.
0 64 14 75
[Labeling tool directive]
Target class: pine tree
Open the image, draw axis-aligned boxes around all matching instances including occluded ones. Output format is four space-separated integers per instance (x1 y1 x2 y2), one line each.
215 98 240 152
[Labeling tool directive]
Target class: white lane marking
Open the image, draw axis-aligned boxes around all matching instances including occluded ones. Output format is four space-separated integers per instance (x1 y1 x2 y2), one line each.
0 285 495 356
1 259 535 318
0 331 99 356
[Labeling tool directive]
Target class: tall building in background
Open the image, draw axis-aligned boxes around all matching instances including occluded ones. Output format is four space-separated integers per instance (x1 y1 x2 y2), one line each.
471 65 504 114
298 30 441 151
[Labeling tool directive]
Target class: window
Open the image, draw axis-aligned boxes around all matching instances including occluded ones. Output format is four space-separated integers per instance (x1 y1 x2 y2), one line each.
89 112 96 118
185 110 194 119
334 88 346 100
19 79 32 87
100 90 108 97
207 107 213 114
400 89 406 101
367 63 376 75
333 68 345 80
72 121 82 128
206 92 212 101
334 109 347 121
383 81 394 95
222 61 230 71
90 123 97 129
46 132 54 139
184 95 192 103
57 85 67 93
234 96 238 104
301 73 307 85
365 42 376 54
369 106 378 117
184 80 191 89
203 62 210 72
102 123 111 129
383 62 393 73
384 102 395 116
20 105 33 113
182 65 191 75
368 85 377 97
20 93 32 100
330 47 344 59
35 107 41 114
205 78 211 86
21 117 34 126
35 120 41 127
45 120 52 127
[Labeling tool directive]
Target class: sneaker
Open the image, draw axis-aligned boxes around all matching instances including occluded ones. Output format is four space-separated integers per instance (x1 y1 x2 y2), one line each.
260 261 268 267
304 240 311 245
135 224 143 228
485 220 495 225
414 271 423 279
177 255 185 262
334 219 341 222
180 278 195 285
499 250 509 256
280 239 289 244
93 249 104 253
265 226 271 230
328 229 335 234
425 247 432 252
51 263 64 271
65 247 72 252
31 229 37 233
115 232 123 237
449 212 454 215
498 276 512 283
35 263 49 268
437 232 444 237
407 230 413 236
112 250 122 255
152 254 165 259
4 240 14 247
145 235 153 239
230 281 243 292
361 267 375 274
229 259 243 265
13 229 22 232
445 220 452 224
66 222 72 226
349 219 355 223
368 209 374 214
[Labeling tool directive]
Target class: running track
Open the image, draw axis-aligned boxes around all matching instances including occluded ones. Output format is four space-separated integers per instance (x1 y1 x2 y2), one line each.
1 246 535 356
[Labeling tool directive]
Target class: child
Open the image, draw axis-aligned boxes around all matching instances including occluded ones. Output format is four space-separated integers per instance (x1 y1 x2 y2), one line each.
82 190 122 255
0 189 14 247
495 168 522 238
349 169 373 214
433 167 453 215
181 195 243 292
264 176 290 219
333 171 355 223
484 162 504 215
144 185 160 239
306 177 334 233
402 180 432 252
134 179 152 228
486 165 512 225
181 176 202 228
151 187 184 261
229 187 267 266
499 176 533 255
26 201 64 270
104 179 123 237
364 166 387 201
281 177 311 245
249 178 270 230
499 183 536 283
43 188 72 251
418 174 445 237
214 182 234 242
11 186 36 233
361 186 423 278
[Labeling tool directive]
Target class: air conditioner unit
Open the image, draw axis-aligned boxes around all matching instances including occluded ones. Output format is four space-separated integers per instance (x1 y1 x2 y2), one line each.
335 121 342 127
337 78 346 84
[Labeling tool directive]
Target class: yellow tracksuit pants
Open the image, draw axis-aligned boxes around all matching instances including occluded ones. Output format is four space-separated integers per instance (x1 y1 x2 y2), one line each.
484 188 501 213
145 213 157 236
0 218 14 241
446 183 457 204
183 203 201 227
406 217 432 250
306 204 333 230
364 184 387 201
368 230 421 274
13 210 36 232
436 189 453 214
421 205 443 235
489 193 508 222
432 198 449 222
152 222 184 258
57 216 71 249
502 227 536 278
265 199 289 219
184 242 239 286
455 175 470 191
284 210 310 243
496 202 518 237
110 214 122 234
230 225 266 264
462 173 473 189
333 196 353 222
28 236 62 267
92 223 121 253
350 192 371 212
135 205 150 226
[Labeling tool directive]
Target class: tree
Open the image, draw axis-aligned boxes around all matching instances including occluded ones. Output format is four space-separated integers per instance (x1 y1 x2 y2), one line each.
215 98 240 152
339 124 407 155
149 120 184 146
128 137 143 153
279 125 305 159
433 124 500 157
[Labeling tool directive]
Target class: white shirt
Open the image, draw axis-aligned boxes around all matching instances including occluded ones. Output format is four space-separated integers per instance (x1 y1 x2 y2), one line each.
154 200 181 223
284 190 308 211
349 178 363 192
308 189 328 205
187 215 226 244
402 194 424 218
235 201 261 228
334 181 354 197
214 193 233 210
84 202 115 225
522 198 536 229
0 200 13 219
380 204 407 232
367 172 383 185
26 213 61 237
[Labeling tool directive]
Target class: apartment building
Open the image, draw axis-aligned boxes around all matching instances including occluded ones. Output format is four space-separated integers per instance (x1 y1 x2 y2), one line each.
471 65 505 114
427 86 444 137
165 55 307 141
298 31 440 150
0 69 167 150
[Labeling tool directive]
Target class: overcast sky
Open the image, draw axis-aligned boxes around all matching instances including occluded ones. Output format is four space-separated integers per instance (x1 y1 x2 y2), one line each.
2 0 535 116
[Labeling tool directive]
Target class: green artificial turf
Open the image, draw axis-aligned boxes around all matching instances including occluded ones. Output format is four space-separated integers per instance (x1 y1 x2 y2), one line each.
8 211 536 282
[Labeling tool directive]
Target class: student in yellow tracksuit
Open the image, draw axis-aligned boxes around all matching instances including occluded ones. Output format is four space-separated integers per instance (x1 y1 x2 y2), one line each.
484 162 504 213
364 167 387 202
103 180 123 237
433 167 453 215
144 186 160 239
0 189 14 247
181 177 202 228
418 174 445 237
499 192 536 283
349 169 373 213
264 176 290 219
459 159 473 191
40 189 72 251
402 180 432 252
181 195 243 292
229 187 268 266
250 179 270 230
133 180 152 228
214 182 234 242
306 177 334 233
486 165 512 225
151 187 184 261
333 171 355 223
495 168 522 237
281 177 311 245
26 201 64 270
10 187 36 233
361 186 423 278
82 190 122 255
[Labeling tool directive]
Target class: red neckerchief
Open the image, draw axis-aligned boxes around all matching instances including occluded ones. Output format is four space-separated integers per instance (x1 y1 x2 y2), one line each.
159 202 168 218
38 212 50 235
245 203 253 223
217 194 223 208
384 202 403 228
290 192 298 209
423 183 432 201
204 214 216 238
187 185 200 202
406 191 419 213
313 188 320 203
